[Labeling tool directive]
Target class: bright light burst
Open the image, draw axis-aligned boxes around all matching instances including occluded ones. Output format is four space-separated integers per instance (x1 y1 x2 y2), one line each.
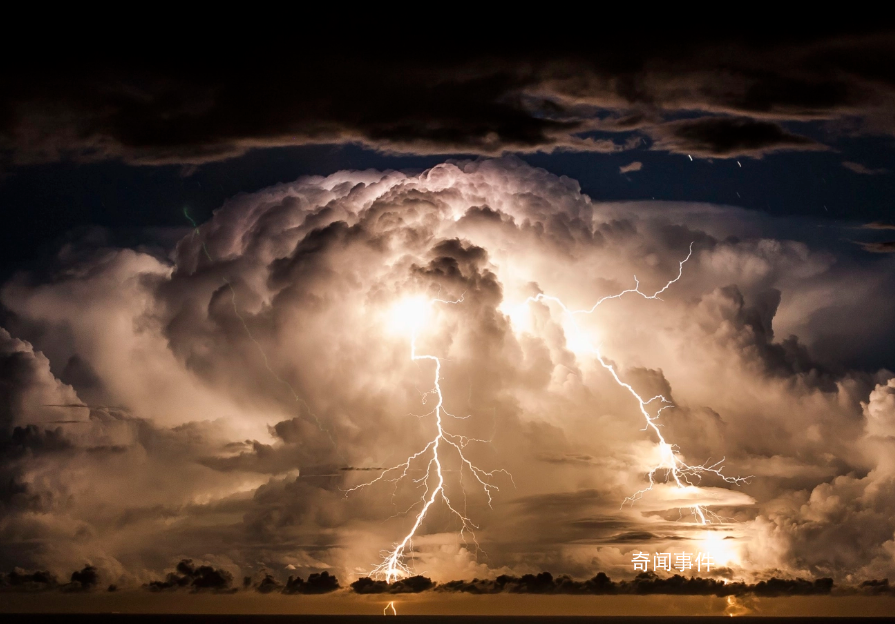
697 529 740 567
387 296 431 334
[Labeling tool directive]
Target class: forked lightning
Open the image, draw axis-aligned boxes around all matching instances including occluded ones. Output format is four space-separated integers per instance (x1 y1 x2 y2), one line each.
524 243 750 524
353 243 748 583
346 295 513 583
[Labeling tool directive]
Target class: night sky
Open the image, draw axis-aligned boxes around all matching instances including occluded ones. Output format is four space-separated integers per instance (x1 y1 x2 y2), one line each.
2 26 895 616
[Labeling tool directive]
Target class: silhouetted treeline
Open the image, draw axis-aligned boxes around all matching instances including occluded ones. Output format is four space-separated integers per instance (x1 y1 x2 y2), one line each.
245 570 340 594
282 571 340 594
0 565 101 592
860 578 893 595
351 575 435 594
0 560 340 595
351 571 845 597
433 571 836 597
145 559 236 593
4 563 894 597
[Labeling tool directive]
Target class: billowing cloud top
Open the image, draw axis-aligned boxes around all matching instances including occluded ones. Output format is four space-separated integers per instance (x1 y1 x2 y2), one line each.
0 158 893 590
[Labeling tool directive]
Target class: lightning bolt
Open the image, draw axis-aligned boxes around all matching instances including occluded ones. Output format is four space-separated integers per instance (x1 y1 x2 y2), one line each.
345 294 513 583
521 243 750 524
384 602 397 616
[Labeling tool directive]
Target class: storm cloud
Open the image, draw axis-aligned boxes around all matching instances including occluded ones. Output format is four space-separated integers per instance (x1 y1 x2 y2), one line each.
648 118 822 158
4 29 895 165
0 158 892 591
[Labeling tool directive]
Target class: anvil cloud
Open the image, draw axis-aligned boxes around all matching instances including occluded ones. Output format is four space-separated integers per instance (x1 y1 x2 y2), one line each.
0 159 893 591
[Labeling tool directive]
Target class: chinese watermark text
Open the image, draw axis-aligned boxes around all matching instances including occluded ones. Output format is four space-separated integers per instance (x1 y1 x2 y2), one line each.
632 551 714 572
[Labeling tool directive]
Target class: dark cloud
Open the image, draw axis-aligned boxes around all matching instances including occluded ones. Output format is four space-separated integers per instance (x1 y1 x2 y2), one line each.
0 57 578 166
536 452 600 465
649 117 821 158
696 285 834 384
605 531 663 543
0 330 78 430
3 30 895 165
0 425 71 457
198 439 302 475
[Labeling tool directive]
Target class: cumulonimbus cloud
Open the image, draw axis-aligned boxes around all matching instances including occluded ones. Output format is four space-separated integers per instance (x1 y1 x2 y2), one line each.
0 158 892 589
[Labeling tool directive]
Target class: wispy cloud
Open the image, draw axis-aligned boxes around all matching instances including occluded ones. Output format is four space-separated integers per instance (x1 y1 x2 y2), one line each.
853 240 895 253
843 161 889 175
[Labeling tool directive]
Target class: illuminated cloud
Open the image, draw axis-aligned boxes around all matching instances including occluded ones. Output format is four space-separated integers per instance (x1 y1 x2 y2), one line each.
0 158 892 590
864 378 895 438
842 161 889 175
854 240 895 253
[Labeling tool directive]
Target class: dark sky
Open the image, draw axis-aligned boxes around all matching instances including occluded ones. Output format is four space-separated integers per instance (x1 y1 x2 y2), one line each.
1 133 893 267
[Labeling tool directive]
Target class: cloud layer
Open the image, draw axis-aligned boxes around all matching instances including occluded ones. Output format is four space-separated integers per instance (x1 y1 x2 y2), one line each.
4 30 895 165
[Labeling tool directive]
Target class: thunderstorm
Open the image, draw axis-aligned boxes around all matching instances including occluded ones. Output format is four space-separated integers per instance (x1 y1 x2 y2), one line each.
353 244 749 583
